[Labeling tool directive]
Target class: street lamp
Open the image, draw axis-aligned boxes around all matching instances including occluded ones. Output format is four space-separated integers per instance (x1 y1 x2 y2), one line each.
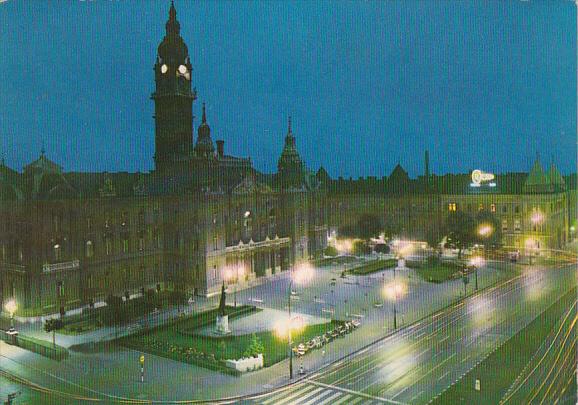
469 256 485 291
5 299 17 332
283 263 314 379
382 280 406 330
477 224 494 260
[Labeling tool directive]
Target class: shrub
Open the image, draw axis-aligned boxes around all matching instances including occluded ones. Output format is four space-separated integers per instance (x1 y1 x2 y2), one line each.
324 246 338 257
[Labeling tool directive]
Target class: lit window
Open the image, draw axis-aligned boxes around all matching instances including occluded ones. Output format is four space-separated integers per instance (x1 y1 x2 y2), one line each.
490 204 496 212
448 203 457 212
502 220 508 231
514 220 521 232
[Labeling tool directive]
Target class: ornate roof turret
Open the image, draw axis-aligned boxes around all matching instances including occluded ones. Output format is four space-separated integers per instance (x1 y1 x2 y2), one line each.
277 117 308 190
524 155 552 193
277 116 304 172
547 163 565 191
195 103 215 157
157 1 188 64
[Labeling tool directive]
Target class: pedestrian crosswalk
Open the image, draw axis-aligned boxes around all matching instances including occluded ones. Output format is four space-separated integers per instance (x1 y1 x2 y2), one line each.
248 382 388 405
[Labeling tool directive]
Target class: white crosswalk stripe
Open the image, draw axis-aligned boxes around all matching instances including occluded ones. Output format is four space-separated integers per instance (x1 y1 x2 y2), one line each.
313 391 343 405
253 383 381 405
284 387 325 405
260 385 317 405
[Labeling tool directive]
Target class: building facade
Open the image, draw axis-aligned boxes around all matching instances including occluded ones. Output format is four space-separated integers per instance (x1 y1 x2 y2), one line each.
0 4 573 314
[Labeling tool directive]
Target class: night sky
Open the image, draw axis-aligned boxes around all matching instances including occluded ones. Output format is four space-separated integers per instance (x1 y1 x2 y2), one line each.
0 0 575 178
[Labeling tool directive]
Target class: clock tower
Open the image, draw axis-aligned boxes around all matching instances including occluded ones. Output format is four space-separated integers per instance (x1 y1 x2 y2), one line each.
152 1 197 171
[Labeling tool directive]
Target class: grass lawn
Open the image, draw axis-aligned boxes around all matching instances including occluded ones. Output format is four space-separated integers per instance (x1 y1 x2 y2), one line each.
431 287 576 405
121 306 342 372
59 319 103 335
407 260 463 283
347 258 397 275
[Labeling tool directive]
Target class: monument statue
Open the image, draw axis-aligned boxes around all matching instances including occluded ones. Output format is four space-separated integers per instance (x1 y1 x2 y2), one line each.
215 281 231 335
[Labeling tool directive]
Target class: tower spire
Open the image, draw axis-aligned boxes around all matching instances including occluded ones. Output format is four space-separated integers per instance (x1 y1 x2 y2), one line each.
288 116 292 133
166 0 180 35
202 102 207 124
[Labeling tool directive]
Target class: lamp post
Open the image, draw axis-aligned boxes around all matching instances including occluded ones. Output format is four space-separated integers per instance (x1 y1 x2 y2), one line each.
469 256 484 291
528 210 544 265
477 224 494 261
383 278 406 331
5 299 17 332
283 262 314 380
287 276 294 380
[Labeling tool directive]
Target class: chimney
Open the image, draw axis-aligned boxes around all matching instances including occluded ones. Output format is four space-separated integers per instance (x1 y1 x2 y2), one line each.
216 140 224 157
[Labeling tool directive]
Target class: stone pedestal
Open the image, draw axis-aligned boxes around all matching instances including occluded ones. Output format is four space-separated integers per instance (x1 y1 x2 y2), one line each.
395 258 406 271
215 314 231 335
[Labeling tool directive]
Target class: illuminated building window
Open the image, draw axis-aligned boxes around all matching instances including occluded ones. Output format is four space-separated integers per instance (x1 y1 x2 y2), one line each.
514 220 521 232
490 204 496 212
502 220 508 231
448 203 457 212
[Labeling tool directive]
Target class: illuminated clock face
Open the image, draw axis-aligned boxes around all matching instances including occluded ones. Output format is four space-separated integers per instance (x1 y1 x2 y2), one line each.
178 65 187 74
161 64 168 74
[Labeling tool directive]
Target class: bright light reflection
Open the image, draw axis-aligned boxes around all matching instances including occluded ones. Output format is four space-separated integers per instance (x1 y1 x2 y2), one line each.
5 298 17 315
467 295 495 329
292 263 315 285
469 256 485 268
273 315 306 340
382 281 407 301
478 224 493 237
377 338 416 386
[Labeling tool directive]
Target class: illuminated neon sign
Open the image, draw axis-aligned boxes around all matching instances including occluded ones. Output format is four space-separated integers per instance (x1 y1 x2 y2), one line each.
471 170 496 187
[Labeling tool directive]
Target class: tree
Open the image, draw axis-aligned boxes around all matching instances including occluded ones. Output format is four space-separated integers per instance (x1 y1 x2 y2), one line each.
374 243 390 254
104 294 127 333
169 290 187 312
243 333 264 358
338 214 383 241
357 213 383 240
425 228 441 250
43 318 64 348
475 211 502 249
324 245 338 257
444 211 477 259
353 240 371 256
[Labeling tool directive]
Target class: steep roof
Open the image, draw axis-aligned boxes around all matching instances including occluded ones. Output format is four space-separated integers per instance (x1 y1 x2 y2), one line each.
524 157 552 193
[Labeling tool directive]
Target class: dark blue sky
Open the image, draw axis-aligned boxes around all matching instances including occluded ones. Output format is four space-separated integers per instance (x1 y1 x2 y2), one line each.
0 1 575 177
